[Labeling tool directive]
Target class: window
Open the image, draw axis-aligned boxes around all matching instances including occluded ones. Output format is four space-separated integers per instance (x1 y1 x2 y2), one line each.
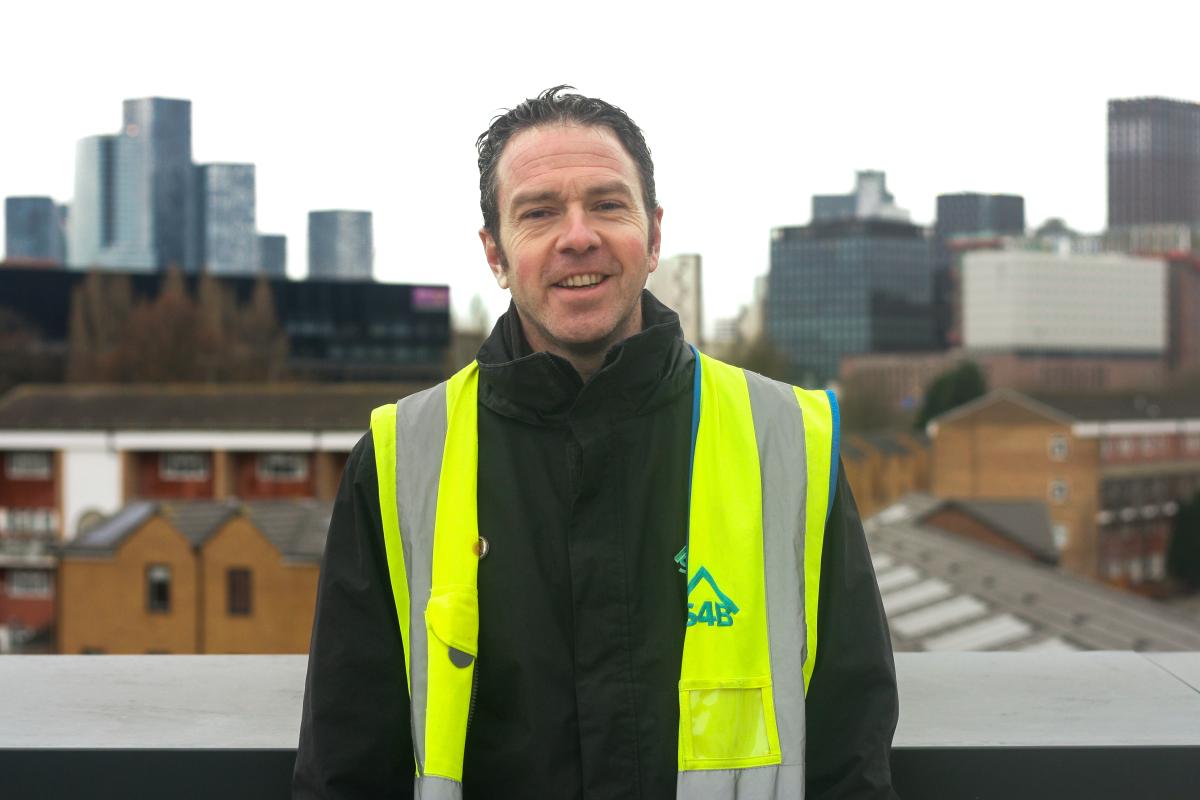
5 451 51 480
159 452 210 481
227 568 252 616
6 569 53 597
1048 480 1070 505
1106 558 1123 580
1149 552 1167 581
1048 435 1069 462
255 453 309 483
146 564 171 613
1052 524 1070 551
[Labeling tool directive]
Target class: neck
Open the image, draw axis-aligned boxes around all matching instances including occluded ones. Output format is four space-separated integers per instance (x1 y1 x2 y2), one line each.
519 302 644 382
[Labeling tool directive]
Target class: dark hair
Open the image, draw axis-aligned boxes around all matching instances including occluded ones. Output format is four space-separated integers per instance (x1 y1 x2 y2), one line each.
475 85 657 244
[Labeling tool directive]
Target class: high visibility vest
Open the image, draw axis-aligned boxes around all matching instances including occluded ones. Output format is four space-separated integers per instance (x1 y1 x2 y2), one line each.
369 350 839 800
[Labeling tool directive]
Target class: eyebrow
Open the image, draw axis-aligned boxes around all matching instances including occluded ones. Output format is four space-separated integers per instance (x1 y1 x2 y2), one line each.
509 181 636 211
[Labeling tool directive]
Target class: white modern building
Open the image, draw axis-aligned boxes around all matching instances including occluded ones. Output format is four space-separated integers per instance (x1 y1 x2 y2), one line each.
647 253 703 345
962 251 1166 354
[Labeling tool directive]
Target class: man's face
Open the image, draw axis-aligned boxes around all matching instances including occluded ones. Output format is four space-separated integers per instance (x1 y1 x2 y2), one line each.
480 123 662 358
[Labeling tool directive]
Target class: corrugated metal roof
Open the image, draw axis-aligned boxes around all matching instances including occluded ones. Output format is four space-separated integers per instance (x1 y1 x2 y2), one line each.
867 494 1200 652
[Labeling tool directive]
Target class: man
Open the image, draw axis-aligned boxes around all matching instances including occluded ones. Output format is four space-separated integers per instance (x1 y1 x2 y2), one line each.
294 86 899 799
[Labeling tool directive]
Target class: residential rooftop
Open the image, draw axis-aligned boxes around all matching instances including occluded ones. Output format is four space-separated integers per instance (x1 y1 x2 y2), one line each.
0 383 431 431
868 494 1200 652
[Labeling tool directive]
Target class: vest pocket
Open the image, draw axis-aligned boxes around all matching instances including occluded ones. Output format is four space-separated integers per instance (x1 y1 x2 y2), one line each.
678 677 782 770
422 585 479 781
425 585 479 664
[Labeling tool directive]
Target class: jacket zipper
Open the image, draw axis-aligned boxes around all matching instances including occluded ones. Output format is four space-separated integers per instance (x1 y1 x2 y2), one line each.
466 663 479 736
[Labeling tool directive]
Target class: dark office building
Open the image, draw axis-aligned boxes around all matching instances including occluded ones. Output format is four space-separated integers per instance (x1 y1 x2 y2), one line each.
1108 97 1200 228
259 234 287 277
0 267 449 391
5 197 66 265
766 218 936 385
932 193 1026 348
935 193 1025 241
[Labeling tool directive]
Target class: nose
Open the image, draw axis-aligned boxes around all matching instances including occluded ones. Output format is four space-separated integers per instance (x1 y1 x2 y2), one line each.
555 206 601 254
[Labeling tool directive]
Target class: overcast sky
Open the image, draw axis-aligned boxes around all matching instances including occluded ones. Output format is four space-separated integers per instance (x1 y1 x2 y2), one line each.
3 0 1198 331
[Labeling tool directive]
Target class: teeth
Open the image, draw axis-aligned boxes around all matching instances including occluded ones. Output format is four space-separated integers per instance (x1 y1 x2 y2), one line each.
559 273 603 288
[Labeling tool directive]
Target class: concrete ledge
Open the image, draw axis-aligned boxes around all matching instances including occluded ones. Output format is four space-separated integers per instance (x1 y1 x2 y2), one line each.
2 653 1199 798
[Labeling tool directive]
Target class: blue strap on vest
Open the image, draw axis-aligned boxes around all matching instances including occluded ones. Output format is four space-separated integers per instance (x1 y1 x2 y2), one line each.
823 388 841 524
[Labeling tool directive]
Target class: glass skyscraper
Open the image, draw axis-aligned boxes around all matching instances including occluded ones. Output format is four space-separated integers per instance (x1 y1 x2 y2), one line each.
767 218 936 386
69 98 196 272
5 197 65 265
194 164 257 274
308 210 373 280
69 135 117 268
121 98 194 270
258 234 287 277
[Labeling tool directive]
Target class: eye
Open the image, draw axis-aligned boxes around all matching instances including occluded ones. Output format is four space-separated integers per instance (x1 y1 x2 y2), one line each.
521 208 554 220
595 200 625 211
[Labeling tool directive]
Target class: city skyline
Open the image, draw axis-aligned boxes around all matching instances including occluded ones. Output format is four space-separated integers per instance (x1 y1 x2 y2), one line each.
3 0 1198 329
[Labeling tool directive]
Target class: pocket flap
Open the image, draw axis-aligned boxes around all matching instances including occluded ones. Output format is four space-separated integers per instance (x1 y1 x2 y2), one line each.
425 586 479 659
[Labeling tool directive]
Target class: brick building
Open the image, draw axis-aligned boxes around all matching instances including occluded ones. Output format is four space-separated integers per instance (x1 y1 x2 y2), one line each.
58 499 328 654
840 432 931 520
0 383 429 543
0 383 427 651
929 390 1200 588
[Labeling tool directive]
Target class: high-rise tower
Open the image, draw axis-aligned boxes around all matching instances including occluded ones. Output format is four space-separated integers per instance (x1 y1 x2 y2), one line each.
308 210 373 280
1108 97 1200 229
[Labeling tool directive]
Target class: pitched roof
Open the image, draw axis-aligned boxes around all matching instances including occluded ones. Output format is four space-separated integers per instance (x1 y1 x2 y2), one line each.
840 439 867 461
921 498 1059 563
0 383 432 431
63 499 331 561
867 494 1200 652
930 388 1200 429
859 432 912 456
1028 391 1200 422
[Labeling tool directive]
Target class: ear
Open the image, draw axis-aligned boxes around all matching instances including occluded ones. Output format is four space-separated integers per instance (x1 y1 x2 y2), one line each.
479 227 509 290
647 206 664 274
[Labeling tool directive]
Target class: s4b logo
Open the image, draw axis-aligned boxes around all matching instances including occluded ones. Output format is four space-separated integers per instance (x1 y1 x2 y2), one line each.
686 566 739 628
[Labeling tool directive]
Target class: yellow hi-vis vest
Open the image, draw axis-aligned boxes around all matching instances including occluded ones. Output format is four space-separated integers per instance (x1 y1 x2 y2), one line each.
369 350 840 800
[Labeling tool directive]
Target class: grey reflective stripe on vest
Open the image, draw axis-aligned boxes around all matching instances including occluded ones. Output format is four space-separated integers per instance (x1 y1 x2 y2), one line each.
745 371 808 770
414 775 462 800
394 382 449 786
677 370 809 799
677 764 806 799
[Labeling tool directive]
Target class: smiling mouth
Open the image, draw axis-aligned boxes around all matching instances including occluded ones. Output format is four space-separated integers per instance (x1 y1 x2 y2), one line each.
555 273 606 289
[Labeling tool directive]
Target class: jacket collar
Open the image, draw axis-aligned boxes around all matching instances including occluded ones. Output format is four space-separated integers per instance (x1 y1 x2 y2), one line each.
476 291 695 427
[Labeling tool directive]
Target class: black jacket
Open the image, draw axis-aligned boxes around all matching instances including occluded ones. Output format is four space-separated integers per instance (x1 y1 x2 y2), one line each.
294 294 899 799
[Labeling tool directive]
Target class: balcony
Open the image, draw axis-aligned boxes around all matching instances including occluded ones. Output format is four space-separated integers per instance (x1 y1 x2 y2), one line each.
1 652 1197 799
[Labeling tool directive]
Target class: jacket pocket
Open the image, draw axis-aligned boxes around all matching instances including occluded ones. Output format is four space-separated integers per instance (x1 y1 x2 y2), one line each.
425 585 479 665
678 676 782 770
421 585 479 782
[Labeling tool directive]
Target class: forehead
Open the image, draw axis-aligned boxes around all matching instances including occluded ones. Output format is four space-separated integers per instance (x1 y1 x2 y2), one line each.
496 123 641 204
